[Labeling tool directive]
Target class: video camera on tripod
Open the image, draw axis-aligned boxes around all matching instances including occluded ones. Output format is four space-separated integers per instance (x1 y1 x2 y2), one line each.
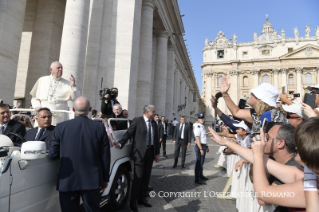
99 88 111 100
99 78 118 101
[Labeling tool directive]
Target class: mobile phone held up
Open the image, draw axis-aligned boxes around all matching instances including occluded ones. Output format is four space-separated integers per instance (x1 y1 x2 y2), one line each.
238 99 247 109
282 86 285 94
262 118 268 134
304 93 316 109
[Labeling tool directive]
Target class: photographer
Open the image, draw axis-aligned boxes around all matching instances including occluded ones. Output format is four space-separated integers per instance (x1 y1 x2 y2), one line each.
100 87 120 117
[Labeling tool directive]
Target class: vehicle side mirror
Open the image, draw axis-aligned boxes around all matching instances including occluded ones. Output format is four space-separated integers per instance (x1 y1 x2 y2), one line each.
21 141 46 160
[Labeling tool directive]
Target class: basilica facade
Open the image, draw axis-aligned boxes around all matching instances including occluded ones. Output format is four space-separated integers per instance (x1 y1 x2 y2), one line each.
0 0 202 121
201 17 319 125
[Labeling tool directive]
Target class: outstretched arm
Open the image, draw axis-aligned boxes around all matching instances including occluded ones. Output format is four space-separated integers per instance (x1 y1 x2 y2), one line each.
208 127 303 184
220 77 252 123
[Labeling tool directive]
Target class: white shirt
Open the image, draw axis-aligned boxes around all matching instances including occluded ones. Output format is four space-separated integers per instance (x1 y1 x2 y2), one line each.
162 122 166 134
172 120 179 126
143 115 153 145
0 122 8 133
34 127 46 140
235 134 251 148
304 166 319 191
194 123 207 144
178 123 185 139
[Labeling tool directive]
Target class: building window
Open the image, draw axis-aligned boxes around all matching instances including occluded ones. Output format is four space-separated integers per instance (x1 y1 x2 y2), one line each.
305 73 312 85
262 75 269 83
243 76 248 87
217 76 223 87
288 48 293 53
262 50 270 56
288 74 294 85
217 50 224 59
242 51 248 58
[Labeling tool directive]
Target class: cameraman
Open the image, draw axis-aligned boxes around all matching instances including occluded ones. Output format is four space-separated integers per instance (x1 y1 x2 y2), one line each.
101 87 120 117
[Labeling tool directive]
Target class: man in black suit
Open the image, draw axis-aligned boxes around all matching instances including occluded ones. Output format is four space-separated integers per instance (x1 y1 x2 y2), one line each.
160 116 168 157
154 114 163 141
0 103 26 145
24 108 55 149
49 97 110 212
113 105 160 212
172 116 192 169
101 87 120 118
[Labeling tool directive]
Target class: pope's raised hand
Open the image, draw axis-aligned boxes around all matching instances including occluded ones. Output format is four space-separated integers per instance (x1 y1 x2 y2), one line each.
70 74 76 87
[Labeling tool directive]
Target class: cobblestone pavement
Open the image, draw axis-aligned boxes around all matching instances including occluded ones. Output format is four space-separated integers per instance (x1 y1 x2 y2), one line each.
103 136 237 212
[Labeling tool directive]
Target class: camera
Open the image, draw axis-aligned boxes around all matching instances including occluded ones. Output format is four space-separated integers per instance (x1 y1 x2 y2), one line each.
99 88 111 100
99 88 118 100
293 93 300 98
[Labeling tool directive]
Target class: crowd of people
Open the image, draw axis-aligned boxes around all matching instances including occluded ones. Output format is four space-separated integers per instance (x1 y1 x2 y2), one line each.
208 76 319 211
2 60 319 212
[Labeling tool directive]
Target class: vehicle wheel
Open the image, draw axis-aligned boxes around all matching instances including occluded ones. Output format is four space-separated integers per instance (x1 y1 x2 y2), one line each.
109 166 130 210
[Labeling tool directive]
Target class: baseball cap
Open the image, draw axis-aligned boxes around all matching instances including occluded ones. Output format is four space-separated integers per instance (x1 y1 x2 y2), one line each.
306 83 319 92
281 102 308 119
250 83 280 107
197 113 205 119
233 121 251 133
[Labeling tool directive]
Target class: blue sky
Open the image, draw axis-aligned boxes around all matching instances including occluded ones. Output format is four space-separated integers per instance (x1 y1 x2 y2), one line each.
178 0 319 93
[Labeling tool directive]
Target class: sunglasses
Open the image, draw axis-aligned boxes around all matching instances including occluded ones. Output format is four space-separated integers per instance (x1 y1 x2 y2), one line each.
286 113 299 119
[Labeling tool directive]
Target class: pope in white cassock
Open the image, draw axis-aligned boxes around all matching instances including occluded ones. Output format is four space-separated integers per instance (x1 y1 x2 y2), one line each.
30 61 81 125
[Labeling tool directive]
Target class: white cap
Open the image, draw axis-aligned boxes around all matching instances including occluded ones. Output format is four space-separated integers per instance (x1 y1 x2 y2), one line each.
282 102 308 119
250 83 280 107
306 83 319 91
233 121 251 133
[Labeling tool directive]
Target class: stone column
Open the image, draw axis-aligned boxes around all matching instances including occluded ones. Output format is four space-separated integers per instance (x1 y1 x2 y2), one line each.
205 72 213 126
59 0 91 93
180 79 185 116
230 70 240 104
165 44 175 120
0 0 26 103
153 31 168 117
174 70 180 117
14 0 38 101
296 67 303 94
272 69 279 89
135 0 154 116
150 33 157 104
185 85 189 118
83 0 114 110
23 0 65 105
108 0 143 117
172 70 177 114
251 69 260 87
281 68 288 88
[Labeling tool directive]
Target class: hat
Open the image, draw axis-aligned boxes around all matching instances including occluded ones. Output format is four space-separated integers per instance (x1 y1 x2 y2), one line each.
306 83 319 91
233 121 251 133
282 102 308 119
197 113 205 119
250 83 279 107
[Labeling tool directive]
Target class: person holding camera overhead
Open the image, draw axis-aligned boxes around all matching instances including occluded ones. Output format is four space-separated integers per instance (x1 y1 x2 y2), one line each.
100 87 120 118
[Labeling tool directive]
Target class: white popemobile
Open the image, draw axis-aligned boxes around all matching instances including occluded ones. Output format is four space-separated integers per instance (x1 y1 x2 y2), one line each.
0 109 132 212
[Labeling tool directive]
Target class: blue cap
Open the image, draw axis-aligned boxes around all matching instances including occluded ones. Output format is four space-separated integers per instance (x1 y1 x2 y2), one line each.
197 113 205 119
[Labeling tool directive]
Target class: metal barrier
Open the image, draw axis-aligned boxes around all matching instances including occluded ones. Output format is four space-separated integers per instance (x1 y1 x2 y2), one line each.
215 146 276 212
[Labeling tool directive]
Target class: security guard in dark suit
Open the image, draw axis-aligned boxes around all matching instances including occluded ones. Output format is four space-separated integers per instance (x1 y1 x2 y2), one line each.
172 116 192 168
